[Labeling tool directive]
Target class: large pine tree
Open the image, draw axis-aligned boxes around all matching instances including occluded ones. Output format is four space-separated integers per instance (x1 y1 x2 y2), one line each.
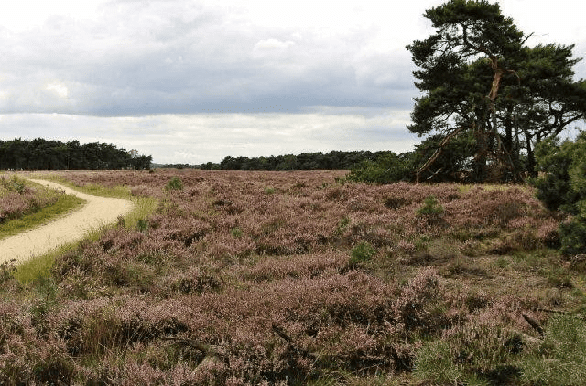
407 0 586 182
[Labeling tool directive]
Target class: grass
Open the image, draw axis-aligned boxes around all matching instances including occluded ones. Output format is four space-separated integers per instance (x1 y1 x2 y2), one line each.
14 245 68 284
519 314 586 385
124 196 159 231
30 172 134 199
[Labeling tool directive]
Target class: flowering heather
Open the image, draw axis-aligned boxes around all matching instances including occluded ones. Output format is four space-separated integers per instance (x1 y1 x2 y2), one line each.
0 175 62 223
1 170 581 384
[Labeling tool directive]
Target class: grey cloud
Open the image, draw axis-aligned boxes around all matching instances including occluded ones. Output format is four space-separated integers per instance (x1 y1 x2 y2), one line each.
0 0 417 116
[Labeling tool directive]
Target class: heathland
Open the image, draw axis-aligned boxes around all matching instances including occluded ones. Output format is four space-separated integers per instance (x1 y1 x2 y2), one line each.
1 169 585 385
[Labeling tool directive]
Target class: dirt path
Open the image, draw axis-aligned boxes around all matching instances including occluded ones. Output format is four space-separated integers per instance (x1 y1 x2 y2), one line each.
0 179 134 265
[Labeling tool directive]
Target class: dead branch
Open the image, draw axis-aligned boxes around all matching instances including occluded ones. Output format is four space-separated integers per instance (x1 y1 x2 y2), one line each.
161 336 224 358
416 126 465 183
522 314 544 337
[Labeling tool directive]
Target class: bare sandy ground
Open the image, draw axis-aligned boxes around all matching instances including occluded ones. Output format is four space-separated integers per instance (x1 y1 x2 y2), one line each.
0 178 134 265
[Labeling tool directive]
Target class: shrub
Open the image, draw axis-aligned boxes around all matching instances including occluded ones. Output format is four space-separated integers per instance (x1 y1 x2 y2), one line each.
531 131 586 254
165 177 183 191
531 133 586 214
559 216 586 255
347 152 415 184
416 195 444 217
416 195 445 226
1 175 27 194
349 241 376 267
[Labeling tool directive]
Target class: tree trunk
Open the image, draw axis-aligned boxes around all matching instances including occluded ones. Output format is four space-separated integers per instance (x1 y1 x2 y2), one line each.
504 106 514 155
525 132 537 178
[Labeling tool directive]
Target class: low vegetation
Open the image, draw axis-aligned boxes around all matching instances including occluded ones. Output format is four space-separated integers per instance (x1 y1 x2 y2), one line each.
0 175 84 239
0 169 584 385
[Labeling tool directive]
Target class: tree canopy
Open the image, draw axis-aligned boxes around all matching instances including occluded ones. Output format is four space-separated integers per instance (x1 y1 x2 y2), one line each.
0 138 152 170
407 0 586 182
217 151 389 171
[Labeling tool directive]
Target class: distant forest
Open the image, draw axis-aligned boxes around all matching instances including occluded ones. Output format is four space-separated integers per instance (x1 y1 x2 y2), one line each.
191 151 395 171
0 138 152 170
153 151 394 170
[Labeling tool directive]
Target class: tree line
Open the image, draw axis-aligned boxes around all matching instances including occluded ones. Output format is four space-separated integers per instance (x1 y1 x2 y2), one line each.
211 151 393 171
0 138 152 170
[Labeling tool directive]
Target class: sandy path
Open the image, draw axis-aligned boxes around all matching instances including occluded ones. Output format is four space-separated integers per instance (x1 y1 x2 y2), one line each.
0 179 134 265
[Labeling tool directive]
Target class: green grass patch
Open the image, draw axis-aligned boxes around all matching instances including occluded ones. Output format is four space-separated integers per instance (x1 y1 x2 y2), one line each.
125 196 159 231
519 314 586 385
76 182 132 198
14 247 65 284
30 173 133 199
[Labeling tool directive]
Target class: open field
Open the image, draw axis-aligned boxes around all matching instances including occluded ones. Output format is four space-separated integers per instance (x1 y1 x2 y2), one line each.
1 169 585 385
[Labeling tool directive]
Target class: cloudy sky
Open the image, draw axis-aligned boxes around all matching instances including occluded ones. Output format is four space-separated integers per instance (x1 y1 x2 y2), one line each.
1 0 585 164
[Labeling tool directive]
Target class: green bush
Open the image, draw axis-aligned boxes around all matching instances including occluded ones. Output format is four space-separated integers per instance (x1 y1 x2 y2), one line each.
412 132 484 183
347 152 415 184
347 131 488 184
416 195 445 223
349 241 376 266
531 134 585 213
165 177 183 191
559 215 586 255
1 175 27 194
531 131 586 254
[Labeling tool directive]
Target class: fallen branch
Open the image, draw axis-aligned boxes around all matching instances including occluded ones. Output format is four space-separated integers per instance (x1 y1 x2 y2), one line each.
161 336 225 359
522 314 544 337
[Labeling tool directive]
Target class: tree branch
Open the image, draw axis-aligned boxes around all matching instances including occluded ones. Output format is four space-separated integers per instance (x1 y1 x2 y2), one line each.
416 126 466 183
522 313 544 337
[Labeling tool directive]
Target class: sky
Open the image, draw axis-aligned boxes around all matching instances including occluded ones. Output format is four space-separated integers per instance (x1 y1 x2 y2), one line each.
1 0 585 164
